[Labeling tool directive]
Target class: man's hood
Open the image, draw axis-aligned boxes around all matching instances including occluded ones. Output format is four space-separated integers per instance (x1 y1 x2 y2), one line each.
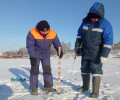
83 2 104 22
89 2 104 18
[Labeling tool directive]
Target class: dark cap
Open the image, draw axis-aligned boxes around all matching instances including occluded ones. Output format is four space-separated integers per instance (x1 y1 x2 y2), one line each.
36 20 50 31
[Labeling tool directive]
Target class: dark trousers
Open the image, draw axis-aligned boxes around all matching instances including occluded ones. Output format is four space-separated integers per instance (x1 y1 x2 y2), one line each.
30 58 53 89
81 57 103 75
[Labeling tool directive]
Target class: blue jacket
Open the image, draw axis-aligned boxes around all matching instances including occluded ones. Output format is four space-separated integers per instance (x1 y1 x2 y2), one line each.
75 2 113 60
26 28 62 59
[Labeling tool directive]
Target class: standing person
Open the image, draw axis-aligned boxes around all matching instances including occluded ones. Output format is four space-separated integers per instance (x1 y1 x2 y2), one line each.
75 2 113 98
26 20 63 95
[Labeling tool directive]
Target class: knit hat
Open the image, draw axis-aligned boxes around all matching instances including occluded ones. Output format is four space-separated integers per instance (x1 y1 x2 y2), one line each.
36 20 50 31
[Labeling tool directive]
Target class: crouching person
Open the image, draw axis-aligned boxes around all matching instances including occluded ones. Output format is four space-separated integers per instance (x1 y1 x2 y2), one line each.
26 20 63 95
75 2 113 98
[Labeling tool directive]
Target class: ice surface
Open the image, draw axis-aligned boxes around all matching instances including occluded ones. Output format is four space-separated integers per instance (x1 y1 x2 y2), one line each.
0 57 120 100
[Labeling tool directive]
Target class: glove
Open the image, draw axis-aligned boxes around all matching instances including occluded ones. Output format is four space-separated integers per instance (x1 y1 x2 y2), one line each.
100 56 107 63
58 50 63 59
75 47 82 56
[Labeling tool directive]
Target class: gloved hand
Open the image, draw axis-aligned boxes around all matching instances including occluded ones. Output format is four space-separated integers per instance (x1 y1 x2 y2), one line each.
75 47 82 56
58 50 63 59
100 56 107 63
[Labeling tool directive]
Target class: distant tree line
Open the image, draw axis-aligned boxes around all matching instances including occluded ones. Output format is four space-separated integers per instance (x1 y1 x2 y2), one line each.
3 41 120 57
113 41 120 46
2 47 28 57
112 42 120 54
2 42 72 57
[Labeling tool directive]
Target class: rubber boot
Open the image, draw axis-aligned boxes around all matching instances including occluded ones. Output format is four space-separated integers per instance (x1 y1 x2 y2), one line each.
44 87 56 92
90 76 101 98
32 88 38 95
78 74 90 92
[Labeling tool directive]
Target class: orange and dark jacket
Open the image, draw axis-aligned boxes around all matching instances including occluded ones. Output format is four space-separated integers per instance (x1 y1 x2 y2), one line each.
26 28 62 59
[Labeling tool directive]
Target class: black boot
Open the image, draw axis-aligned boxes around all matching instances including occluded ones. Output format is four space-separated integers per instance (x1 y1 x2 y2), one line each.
43 87 56 92
32 88 38 95
90 76 101 98
78 74 90 92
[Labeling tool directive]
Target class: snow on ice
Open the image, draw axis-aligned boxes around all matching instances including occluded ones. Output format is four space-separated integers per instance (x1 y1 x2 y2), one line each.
0 56 120 100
